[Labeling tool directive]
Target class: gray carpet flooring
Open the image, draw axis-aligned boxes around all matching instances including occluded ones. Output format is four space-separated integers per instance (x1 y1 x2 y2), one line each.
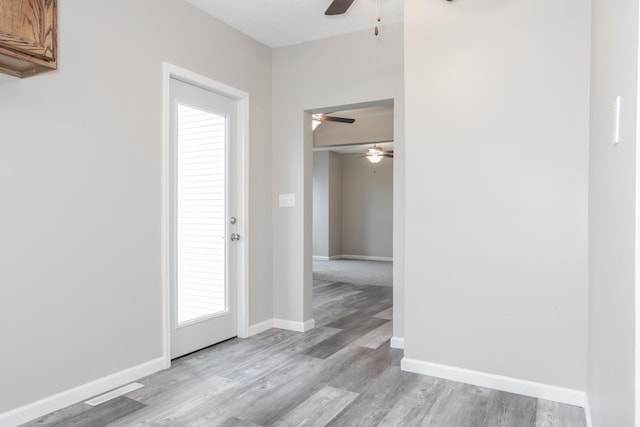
312 259 393 286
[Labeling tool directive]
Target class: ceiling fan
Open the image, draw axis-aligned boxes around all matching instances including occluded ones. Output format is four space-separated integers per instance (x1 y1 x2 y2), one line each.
324 0 385 35
313 113 355 124
312 113 355 130
359 144 394 164
325 0 455 17
324 0 357 15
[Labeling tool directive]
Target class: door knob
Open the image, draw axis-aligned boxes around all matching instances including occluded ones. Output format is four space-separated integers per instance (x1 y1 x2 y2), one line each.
230 233 241 242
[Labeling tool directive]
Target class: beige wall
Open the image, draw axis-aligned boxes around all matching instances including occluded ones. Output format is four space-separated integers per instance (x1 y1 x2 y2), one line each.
314 115 394 147
0 0 272 414
342 154 393 258
313 151 392 259
404 0 589 391
272 25 404 333
312 151 343 258
588 0 638 425
312 151 330 257
328 152 344 257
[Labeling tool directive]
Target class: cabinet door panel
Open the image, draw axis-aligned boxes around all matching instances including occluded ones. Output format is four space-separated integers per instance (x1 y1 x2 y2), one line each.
0 0 56 60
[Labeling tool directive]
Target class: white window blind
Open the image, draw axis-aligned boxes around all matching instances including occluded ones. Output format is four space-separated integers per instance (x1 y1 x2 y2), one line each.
176 104 227 324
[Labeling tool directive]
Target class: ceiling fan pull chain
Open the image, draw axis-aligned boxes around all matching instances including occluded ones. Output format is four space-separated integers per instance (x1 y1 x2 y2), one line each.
375 0 381 36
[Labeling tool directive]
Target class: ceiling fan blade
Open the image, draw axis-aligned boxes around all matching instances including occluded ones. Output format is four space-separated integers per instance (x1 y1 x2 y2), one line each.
325 0 356 15
319 115 356 124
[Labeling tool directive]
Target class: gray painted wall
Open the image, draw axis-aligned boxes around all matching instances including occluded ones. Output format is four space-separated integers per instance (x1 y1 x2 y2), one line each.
313 151 392 259
0 0 273 413
342 154 393 258
404 0 589 391
328 152 344 257
312 151 343 258
312 152 330 257
314 115 394 147
588 0 637 425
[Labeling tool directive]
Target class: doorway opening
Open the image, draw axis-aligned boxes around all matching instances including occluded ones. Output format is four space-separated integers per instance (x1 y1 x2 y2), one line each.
310 100 394 333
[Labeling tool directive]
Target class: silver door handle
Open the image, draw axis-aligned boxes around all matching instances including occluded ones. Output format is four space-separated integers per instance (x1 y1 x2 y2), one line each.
230 233 241 242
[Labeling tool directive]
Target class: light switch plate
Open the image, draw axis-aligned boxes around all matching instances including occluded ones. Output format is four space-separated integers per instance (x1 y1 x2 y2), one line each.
279 193 295 207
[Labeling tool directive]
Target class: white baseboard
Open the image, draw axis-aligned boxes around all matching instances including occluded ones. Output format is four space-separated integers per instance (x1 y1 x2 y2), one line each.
584 397 593 427
390 336 405 349
247 319 275 336
400 357 586 408
313 254 393 262
302 319 316 331
273 318 316 332
336 254 393 262
84 382 144 406
0 357 165 427
248 318 316 335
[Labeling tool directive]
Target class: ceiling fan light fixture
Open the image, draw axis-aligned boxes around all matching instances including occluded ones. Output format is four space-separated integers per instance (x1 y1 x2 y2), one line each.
368 154 383 164
312 118 322 131
358 144 392 169
367 146 384 163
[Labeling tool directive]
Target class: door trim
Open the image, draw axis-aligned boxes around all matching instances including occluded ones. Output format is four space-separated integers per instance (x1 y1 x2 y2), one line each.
161 62 250 368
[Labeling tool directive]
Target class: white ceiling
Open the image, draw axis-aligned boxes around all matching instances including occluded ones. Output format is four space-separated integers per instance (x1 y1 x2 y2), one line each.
333 104 393 119
186 0 404 48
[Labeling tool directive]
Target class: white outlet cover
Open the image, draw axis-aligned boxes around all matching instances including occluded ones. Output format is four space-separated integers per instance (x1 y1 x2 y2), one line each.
279 193 295 207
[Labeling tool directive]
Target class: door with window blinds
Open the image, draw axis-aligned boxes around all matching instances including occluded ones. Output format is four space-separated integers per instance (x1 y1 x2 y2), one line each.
169 78 238 359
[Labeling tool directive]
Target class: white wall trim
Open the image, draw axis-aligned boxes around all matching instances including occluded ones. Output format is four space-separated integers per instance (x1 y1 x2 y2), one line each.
303 319 316 331
312 255 393 262
401 358 587 408
247 319 274 336
337 254 393 262
161 62 251 365
636 7 640 422
235 81 251 340
390 336 405 349
273 318 316 332
0 357 164 427
315 254 393 262
161 62 173 369
584 397 593 427
247 318 316 335
636 8 640 426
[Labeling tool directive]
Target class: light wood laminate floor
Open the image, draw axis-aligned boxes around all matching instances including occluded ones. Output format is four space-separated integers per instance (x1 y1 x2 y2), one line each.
23 280 586 427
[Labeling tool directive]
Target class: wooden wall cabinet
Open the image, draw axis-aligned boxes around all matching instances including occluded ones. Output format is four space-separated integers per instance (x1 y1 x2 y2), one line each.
0 0 57 78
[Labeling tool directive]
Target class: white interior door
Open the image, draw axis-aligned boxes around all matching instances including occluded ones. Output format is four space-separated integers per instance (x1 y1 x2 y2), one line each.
169 77 239 359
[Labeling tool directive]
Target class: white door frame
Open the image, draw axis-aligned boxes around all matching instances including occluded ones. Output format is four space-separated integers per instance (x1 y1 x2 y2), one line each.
636 19 640 424
161 62 250 368
637 10 640 425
